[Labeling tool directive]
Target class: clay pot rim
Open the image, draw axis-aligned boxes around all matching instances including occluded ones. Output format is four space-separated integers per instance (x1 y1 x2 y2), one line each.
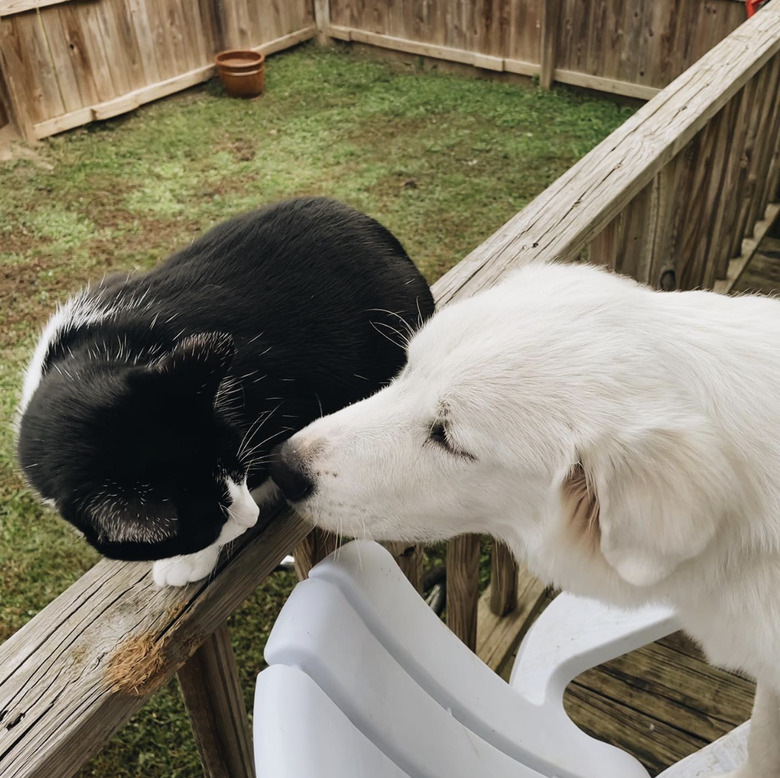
215 49 266 72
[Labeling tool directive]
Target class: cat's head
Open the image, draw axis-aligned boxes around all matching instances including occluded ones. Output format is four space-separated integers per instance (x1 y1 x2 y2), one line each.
18 333 259 561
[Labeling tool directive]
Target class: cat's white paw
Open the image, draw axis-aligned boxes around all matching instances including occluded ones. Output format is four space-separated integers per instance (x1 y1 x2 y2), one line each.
152 545 221 587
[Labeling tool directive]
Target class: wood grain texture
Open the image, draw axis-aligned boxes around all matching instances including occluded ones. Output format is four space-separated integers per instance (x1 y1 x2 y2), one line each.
0 507 308 778
293 526 338 580
539 0 558 89
489 541 518 616
176 623 255 778
31 24 316 138
2 0 315 137
564 632 755 775
382 542 424 593
477 567 549 673
445 534 481 650
0 0 71 17
0 17 36 138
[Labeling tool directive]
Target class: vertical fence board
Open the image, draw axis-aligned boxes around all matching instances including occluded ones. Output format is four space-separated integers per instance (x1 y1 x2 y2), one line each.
0 17 39 138
16 12 63 122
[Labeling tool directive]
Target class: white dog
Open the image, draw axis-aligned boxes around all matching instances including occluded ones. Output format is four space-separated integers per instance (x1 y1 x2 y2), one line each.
271 261 780 778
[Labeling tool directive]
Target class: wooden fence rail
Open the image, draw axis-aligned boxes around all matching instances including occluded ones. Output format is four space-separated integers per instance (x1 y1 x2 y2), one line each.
1 3 779 777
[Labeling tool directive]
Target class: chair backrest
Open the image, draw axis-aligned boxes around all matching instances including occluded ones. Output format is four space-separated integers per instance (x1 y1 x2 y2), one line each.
264 574 546 778
260 541 678 777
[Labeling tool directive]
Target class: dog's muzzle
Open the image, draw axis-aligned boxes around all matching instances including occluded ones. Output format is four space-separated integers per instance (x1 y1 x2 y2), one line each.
270 441 316 502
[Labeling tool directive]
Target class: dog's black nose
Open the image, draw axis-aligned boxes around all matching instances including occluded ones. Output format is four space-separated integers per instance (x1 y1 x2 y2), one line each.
270 441 315 502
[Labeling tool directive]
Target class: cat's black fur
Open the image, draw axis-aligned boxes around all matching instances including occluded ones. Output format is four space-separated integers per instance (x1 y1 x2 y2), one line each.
18 197 434 561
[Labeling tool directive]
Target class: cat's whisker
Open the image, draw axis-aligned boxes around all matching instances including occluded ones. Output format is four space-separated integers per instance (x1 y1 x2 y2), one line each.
369 320 409 350
237 403 283 460
366 308 415 341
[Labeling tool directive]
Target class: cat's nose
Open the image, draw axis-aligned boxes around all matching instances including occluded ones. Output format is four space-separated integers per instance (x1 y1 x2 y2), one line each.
270 441 315 502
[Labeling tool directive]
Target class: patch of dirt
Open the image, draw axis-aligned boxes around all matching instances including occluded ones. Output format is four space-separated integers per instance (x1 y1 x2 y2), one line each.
0 127 53 170
214 137 257 162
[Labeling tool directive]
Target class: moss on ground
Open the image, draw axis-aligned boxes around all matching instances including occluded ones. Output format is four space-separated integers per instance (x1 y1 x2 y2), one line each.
0 42 634 778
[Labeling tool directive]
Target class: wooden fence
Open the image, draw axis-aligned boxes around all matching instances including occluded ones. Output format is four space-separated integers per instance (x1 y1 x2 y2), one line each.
0 0 753 141
0 0 316 140
1 5 778 777
324 0 748 99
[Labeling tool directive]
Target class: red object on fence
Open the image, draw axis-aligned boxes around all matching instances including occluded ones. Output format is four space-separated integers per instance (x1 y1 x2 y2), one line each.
746 0 769 17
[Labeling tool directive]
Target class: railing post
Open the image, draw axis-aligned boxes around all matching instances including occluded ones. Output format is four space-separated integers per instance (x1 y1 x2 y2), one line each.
446 534 481 650
177 622 255 778
540 0 560 89
489 541 518 616
382 542 424 593
293 527 339 579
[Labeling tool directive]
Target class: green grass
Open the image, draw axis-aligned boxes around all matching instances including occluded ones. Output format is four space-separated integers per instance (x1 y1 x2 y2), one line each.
0 42 634 777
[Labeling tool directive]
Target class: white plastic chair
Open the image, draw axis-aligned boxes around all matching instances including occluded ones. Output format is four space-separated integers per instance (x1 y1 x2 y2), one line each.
254 540 749 777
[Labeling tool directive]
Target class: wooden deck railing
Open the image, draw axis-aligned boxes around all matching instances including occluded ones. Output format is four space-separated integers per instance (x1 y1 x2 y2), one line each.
1 4 779 777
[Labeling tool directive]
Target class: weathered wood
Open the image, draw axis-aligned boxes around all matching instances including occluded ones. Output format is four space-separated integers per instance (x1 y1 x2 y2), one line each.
0 0 70 18
552 67 660 101
489 540 518 616
0 17 38 139
445 534 481 650
328 24 535 75
293 526 339 580
176 622 255 778
564 631 755 775
729 216 780 294
382 542 424 592
477 566 549 673
1 1 315 138
313 0 330 44
31 25 317 138
0 0 753 141
0 506 308 778
539 0 559 89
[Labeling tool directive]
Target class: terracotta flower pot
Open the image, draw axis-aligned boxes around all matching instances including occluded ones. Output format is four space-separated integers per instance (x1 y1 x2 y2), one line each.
215 50 265 99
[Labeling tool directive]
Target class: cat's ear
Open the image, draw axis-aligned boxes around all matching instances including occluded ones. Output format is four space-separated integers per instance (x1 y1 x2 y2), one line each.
147 332 235 402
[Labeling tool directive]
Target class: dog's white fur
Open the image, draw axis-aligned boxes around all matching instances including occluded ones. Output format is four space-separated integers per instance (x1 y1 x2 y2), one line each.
283 262 780 777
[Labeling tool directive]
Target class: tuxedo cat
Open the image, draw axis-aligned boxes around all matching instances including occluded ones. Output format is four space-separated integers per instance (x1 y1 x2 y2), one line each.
18 197 434 585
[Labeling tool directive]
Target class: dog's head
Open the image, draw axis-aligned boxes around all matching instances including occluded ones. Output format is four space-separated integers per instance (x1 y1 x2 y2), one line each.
272 263 737 595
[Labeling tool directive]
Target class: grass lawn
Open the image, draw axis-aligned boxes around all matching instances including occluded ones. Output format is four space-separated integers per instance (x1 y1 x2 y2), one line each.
0 42 634 777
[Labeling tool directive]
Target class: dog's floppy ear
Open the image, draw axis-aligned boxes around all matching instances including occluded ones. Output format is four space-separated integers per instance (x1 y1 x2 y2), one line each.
573 424 733 587
136 332 235 403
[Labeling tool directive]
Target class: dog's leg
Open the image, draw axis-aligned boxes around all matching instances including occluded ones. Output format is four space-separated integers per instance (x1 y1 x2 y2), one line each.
719 683 780 778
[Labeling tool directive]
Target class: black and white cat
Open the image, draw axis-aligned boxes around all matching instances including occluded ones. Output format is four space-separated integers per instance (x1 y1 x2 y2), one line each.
18 197 434 586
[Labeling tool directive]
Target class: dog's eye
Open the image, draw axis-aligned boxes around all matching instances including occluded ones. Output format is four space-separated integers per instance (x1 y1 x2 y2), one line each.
427 420 474 460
